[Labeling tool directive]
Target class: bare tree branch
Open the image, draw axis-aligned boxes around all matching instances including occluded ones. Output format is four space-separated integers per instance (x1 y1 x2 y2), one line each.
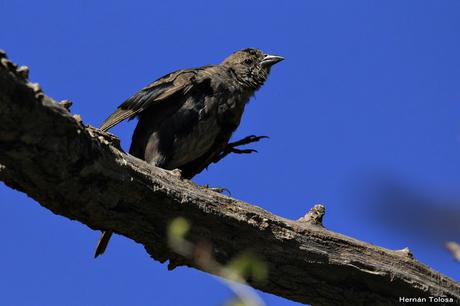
0 52 459 306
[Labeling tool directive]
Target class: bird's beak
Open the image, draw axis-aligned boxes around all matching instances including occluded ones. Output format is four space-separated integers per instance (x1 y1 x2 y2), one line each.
261 54 284 67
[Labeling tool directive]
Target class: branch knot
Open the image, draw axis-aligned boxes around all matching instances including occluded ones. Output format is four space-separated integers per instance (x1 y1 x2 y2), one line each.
298 204 325 227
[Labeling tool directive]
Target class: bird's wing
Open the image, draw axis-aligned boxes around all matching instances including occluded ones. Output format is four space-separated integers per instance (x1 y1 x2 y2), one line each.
100 68 202 131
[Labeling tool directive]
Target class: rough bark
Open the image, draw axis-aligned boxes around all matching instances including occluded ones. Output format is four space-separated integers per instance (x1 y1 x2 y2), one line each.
0 52 459 306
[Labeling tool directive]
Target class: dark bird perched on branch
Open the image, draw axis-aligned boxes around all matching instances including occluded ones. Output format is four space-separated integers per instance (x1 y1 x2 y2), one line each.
94 48 284 257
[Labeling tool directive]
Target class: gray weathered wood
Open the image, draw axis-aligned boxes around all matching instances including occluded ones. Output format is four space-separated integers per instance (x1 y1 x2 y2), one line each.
0 52 459 306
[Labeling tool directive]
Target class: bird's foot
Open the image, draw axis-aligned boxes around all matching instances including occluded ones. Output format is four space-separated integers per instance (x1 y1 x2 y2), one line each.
201 184 231 195
170 168 183 179
227 135 269 152
213 135 268 163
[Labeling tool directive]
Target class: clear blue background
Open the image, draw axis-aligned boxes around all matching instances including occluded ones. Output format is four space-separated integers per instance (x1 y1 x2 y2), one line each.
1 1 459 305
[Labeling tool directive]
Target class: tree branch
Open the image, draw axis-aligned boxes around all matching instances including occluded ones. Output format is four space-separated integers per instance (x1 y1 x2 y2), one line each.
0 51 459 306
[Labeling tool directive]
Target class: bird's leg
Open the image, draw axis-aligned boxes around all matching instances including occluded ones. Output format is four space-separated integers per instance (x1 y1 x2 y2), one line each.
202 135 267 195
213 135 269 164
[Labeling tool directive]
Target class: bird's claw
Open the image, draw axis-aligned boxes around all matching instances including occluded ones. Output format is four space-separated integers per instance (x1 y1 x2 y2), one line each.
212 134 268 164
226 135 268 154
228 135 269 148
230 148 258 154
202 184 231 195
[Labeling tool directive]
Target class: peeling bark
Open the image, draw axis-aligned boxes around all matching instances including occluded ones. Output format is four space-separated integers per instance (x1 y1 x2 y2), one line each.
0 51 459 306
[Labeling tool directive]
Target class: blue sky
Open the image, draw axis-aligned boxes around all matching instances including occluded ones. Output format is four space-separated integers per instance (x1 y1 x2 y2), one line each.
1 1 460 305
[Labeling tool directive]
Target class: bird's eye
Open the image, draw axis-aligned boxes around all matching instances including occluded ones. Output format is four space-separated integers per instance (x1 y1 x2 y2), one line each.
244 58 253 65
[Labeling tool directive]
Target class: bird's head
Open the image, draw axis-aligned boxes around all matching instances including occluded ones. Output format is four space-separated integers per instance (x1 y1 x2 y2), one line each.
222 48 284 89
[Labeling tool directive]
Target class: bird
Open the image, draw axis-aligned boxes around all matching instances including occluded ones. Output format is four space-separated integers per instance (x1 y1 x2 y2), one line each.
94 48 284 257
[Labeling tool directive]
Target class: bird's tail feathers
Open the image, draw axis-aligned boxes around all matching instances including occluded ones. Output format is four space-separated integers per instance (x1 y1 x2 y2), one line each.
94 230 113 258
